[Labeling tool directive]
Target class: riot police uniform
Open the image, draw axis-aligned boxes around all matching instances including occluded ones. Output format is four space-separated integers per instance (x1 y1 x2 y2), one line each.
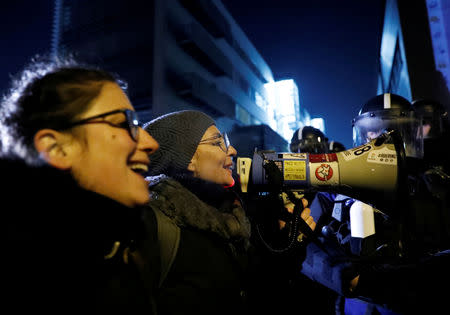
302 93 450 314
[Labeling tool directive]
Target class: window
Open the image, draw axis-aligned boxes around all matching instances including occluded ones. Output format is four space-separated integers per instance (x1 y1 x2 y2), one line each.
236 104 251 124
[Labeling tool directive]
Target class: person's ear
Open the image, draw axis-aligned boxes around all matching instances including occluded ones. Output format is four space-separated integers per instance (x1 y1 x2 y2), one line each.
34 129 72 170
187 152 198 173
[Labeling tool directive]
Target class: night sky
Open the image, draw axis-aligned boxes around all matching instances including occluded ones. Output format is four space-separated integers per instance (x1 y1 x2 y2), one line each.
223 0 384 148
1 0 384 149
0 1 53 92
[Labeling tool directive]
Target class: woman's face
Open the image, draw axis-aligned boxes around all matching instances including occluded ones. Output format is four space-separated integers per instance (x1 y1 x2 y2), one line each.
188 125 237 186
68 82 159 207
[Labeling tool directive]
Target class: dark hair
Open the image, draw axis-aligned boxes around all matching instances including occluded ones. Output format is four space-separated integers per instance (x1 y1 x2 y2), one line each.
0 56 126 164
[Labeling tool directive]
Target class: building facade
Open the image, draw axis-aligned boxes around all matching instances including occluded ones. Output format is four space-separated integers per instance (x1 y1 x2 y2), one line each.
52 0 314 150
378 0 450 112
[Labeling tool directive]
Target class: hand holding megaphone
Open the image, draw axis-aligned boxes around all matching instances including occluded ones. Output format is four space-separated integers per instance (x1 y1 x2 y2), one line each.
263 160 316 239
239 130 408 219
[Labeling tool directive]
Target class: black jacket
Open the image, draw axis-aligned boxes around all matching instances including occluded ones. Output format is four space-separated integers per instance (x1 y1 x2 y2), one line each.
147 175 251 315
2 158 159 314
307 173 450 314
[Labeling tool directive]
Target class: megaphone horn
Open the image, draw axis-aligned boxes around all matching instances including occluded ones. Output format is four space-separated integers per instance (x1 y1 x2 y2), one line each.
238 130 407 216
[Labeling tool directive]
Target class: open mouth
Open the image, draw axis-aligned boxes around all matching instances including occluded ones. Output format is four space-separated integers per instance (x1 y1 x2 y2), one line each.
129 163 149 176
224 165 233 172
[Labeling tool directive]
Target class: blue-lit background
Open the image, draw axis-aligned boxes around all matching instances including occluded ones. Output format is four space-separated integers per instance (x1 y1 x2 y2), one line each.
1 0 448 152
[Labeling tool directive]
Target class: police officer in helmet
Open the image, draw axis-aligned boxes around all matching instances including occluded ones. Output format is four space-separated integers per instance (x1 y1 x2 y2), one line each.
412 98 449 172
352 93 423 159
301 93 450 314
290 126 329 154
412 98 448 139
328 140 346 153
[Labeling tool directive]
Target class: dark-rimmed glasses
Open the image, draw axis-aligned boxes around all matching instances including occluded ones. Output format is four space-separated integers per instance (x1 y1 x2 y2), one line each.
198 132 230 153
63 108 140 141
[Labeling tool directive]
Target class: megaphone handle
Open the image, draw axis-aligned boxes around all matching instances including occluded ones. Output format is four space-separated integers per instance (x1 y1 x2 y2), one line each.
285 190 350 257
288 197 334 257
286 190 314 241
254 191 305 254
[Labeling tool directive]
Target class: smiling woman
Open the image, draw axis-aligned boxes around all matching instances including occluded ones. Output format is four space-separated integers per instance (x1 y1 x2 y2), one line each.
143 110 318 315
188 126 236 186
143 110 251 315
1 56 159 314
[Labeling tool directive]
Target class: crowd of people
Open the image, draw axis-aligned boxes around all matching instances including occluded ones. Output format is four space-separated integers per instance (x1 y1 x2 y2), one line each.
2 55 449 315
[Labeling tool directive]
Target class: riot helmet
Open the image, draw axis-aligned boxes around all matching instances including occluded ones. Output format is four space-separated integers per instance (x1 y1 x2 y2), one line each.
352 93 423 158
328 140 346 153
411 99 448 139
290 126 329 153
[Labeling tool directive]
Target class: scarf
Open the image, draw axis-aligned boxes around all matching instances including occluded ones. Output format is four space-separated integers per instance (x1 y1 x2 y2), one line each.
147 174 251 249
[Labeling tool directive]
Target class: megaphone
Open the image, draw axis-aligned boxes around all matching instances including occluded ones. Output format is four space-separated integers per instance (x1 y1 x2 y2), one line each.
237 130 407 217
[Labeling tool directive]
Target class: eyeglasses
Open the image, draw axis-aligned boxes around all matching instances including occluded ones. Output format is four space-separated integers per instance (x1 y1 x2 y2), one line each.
64 109 140 142
198 132 231 153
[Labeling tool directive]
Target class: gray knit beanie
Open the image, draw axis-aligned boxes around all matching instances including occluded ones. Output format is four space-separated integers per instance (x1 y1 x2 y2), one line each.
144 110 215 176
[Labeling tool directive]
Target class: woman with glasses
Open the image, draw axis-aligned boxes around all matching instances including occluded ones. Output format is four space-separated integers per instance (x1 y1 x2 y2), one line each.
1 57 159 314
144 110 248 315
144 110 315 315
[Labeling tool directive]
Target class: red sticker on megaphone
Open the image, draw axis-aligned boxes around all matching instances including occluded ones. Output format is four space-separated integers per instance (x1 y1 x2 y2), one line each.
315 163 334 181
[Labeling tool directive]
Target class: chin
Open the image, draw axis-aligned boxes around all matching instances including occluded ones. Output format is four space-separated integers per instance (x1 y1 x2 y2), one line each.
136 191 151 205
126 188 150 207
223 177 235 188
127 197 149 208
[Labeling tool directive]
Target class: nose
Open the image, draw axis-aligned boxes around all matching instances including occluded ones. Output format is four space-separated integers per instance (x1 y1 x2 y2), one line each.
138 127 159 155
227 145 237 157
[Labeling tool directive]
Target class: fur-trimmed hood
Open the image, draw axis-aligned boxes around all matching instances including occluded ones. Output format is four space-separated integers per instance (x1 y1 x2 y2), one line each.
147 174 251 248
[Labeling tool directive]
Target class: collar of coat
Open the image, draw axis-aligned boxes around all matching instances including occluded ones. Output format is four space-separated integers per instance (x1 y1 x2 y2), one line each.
2 157 145 246
147 174 251 247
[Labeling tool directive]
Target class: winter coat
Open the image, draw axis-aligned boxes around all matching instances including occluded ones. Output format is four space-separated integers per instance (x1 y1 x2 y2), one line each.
2 158 159 315
147 174 252 315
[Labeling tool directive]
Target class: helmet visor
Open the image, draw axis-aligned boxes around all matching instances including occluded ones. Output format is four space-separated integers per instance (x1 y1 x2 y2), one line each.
353 110 423 158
